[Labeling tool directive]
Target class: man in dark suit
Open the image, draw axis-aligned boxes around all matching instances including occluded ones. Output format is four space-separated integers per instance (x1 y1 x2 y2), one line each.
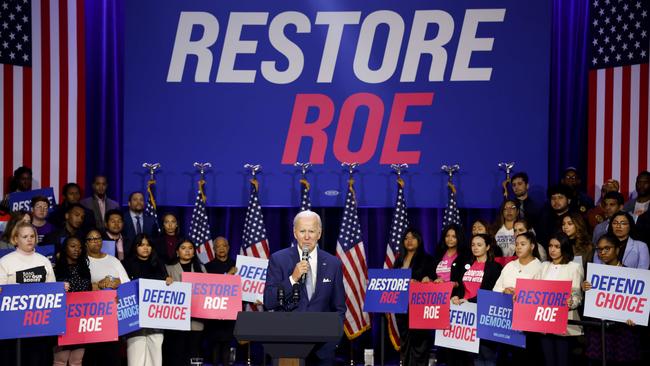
80 175 120 231
263 210 346 366
122 191 156 255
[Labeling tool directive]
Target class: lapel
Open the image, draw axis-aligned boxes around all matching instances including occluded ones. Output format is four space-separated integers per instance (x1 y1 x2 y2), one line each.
312 249 327 300
622 239 632 263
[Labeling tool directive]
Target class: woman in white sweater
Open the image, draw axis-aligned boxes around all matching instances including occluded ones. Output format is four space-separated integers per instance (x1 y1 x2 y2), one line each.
0 222 56 366
0 221 55 284
493 231 543 294
538 232 584 366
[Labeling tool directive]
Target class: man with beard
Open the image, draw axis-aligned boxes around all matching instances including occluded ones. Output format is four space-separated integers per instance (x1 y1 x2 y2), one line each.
81 175 120 231
536 184 574 249
510 172 542 227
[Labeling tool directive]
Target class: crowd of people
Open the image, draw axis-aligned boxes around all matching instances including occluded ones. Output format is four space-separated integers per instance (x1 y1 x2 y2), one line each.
0 166 649 365
395 168 650 366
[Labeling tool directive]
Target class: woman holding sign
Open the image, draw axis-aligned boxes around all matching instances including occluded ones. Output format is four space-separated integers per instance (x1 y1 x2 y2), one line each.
85 228 129 366
164 239 206 366
53 236 92 366
538 232 584 366
450 233 502 365
393 228 435 366
582 234 642 364
0 222 56 365
124 234 172 366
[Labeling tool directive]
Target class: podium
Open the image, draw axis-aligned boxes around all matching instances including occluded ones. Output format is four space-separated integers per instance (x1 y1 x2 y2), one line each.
234 312 343 366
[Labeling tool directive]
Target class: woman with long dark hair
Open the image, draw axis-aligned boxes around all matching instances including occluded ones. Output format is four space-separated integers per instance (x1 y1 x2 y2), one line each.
450 234 502 365
560 213 594 267
163 239 206 366
393 228 435 366
123 234 172 366
538 232 584 366
53 236 92 366
432 224 469 287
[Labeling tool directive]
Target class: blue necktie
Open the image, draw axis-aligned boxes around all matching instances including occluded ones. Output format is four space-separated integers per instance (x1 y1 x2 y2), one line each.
136 215 142 235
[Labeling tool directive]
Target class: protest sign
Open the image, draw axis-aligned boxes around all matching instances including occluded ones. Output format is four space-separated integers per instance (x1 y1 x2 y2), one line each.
8 188 56 212
236 255 268 303
182 272 242 320
408 281 453 329
512 279 571 334
139 279 191 330
435 302 480 353
364 269 411 313
117 280 140 336
477 289 526 348
584 263 650 325
59 291 118 345
0 282 66 339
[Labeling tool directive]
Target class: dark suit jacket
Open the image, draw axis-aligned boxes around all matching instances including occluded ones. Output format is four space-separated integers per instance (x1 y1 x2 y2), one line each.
263 246 346 320
80 196 120 231
122 210 157 254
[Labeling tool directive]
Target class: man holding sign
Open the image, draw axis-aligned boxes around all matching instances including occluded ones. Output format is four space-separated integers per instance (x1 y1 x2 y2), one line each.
264 210 345 366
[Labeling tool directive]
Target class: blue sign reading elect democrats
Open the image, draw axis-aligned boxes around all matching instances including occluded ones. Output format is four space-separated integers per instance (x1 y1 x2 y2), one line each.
0 282 67 339
117 280 141 336
123 0 550 207
364 269 411 313
477 289 525 348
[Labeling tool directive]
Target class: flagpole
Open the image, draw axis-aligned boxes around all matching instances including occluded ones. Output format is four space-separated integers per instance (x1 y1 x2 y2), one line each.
341 162 360 366
142 162 161 233
497 161 515 199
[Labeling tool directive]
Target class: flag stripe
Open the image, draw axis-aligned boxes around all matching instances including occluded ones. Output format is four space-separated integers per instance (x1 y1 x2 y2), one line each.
13 69 23 169
32 0 43 188
629 65 640 196
76 0 86 188
58 0 69 194
49 0 60 196
40 0 52 189
604 68 614 181
4 65 13 192
640 63 649 175
620 66 631 198
588 69 598 198
23 67 32 168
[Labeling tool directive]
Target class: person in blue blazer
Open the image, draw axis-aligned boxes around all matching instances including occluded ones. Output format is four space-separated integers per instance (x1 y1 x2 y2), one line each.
122 192 156 255
263 210 346 366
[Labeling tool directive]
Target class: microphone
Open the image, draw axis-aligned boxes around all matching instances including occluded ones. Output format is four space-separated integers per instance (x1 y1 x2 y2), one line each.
300 246 309 284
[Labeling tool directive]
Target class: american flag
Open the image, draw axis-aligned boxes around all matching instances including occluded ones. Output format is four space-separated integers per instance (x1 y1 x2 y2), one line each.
384 177 409 351
299 177 311 211
1 0 86 197
188 179 214 264
335 178 370 339
145 179 160 234
587 0 649 200
442 181 461 229
241 177 270 310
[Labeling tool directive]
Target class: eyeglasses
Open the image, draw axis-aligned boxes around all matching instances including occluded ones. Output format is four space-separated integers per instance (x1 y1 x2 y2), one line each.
611 221 630 226
504 206 518 211
596 246 614 253
86 237 102 242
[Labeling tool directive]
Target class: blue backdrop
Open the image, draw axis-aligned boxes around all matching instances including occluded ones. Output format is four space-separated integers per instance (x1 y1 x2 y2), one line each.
121 0 550 207
84 0 590 362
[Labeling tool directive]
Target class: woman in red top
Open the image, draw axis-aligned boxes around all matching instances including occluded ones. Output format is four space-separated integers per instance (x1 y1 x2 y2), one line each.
450 234 502 366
